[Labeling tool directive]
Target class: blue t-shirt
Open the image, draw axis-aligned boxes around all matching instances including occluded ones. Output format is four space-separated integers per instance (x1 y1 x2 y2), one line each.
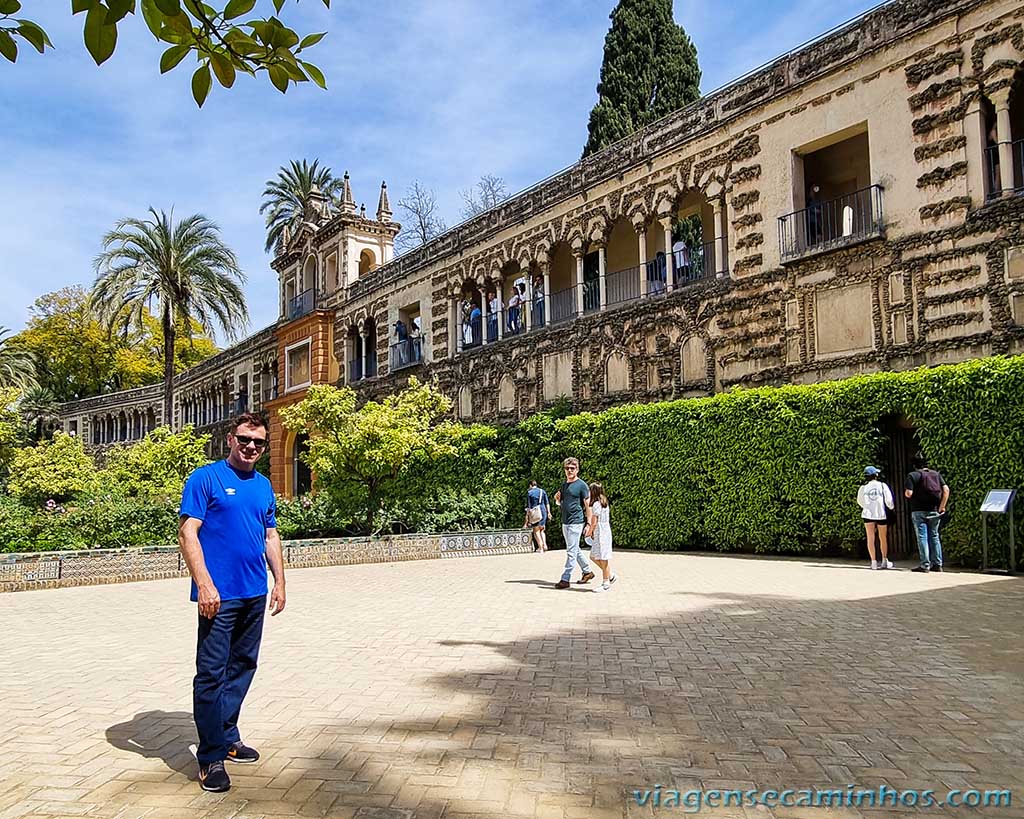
180 460 277 602
559 478 590 525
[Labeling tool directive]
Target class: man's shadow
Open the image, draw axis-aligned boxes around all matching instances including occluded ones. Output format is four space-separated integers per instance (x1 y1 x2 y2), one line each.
106 710 197 780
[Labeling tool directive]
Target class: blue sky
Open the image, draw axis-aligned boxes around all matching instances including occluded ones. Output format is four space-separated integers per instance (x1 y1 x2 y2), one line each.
0 0 880 341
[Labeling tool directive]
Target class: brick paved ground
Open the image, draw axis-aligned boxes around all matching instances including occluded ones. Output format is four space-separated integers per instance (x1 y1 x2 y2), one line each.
2 551 1024 819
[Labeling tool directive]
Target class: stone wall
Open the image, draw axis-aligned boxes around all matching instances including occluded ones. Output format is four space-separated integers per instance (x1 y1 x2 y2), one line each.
0 529 533 593
338 0 1024 422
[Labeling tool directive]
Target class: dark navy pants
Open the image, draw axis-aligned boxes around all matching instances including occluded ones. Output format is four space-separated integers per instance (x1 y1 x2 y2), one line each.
193 595 266 764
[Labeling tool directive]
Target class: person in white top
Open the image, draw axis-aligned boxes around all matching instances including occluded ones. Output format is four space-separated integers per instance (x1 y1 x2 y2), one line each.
857 466 895 570
585 482 617 592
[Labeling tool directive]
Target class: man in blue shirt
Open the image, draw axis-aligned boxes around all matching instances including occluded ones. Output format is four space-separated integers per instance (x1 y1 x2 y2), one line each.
178 413 285 792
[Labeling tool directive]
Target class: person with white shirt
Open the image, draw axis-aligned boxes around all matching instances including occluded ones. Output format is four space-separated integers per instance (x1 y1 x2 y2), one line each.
857 466 895 570
585 481 617 592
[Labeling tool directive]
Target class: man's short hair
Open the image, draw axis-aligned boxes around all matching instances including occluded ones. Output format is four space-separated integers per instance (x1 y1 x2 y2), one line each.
910 454 927 470
229 412 269 435
529 480 537 487
562 457 579 469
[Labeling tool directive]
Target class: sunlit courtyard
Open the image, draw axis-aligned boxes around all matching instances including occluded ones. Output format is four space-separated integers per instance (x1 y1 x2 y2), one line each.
2 552 1023 818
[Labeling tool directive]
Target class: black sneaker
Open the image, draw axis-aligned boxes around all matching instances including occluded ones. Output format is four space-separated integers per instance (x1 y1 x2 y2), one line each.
227 741 260 764
199 760 231 792
911 565 930 573
932 565 943 573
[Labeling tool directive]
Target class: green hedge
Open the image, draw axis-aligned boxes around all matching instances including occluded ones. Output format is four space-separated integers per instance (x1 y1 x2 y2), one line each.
429 356 1024 565
7 356 1023 563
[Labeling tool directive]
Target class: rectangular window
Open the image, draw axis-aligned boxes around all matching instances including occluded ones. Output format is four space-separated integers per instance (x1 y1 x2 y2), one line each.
285 340 311 391
780 124 883 260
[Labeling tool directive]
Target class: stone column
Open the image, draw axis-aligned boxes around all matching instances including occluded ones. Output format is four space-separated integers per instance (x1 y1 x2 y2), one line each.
451 295 460 357
522 270 532 333
494 275 504 341
597 244 608 309
994 91 1015 196
574 251 585 316
542 262 551 327
636 223 648 297
359 329 368 376
713 200 727 278
660 217 675 293
479 280 489 346
963 97 990 206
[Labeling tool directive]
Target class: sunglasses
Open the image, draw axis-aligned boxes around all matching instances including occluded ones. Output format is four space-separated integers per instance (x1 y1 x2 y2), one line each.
234 434 268 449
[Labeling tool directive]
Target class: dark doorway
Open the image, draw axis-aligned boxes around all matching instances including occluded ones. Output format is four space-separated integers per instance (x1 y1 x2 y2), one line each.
294 433 312 496
877 414 918 559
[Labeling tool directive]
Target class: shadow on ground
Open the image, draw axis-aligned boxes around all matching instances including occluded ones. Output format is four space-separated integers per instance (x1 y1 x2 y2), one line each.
105 710 197 780
304 580 1024 817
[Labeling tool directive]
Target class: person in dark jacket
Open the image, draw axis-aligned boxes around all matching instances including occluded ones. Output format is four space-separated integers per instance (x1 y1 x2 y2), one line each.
905 455 950 572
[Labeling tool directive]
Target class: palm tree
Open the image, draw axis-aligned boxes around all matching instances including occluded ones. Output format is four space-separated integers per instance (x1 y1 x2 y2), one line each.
19 385 59 441
0 328 38 391
90 208 249 426
260 159 345 253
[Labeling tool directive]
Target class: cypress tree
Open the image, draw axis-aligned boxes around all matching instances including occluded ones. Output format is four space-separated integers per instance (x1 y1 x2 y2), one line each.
582 0 701 158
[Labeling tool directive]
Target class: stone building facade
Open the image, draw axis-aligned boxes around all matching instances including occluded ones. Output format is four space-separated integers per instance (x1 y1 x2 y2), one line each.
59 0 1024 496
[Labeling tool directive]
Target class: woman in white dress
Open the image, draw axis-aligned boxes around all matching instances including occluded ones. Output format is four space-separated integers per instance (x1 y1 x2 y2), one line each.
585 482 617 592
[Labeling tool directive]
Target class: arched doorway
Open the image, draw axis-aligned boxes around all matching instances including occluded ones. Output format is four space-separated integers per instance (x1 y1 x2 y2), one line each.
363 316 378 377
876 414 920 559
347 325 363 381
293 433 312 496
359 249 377 277
548 242 575 324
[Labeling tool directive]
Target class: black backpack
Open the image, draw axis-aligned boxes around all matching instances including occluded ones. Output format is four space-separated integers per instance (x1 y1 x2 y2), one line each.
918 469 943 503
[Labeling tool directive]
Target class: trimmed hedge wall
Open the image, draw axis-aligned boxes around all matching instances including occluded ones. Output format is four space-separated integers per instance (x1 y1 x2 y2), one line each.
420 356 1024 566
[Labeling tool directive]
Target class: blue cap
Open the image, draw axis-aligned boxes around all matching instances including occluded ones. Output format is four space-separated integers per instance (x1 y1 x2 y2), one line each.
864 466 880 477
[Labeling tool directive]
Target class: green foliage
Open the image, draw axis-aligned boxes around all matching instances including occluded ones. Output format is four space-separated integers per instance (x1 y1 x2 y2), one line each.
2 1 331 107
0 326 37 391
100 425 210 500
90 208 248 425
0 387 30 478
583 0 701 158
274 493 352 540
7 432 98 505
0 494 179 553
10 286 218 403
260 158 345 253
280 377 456 532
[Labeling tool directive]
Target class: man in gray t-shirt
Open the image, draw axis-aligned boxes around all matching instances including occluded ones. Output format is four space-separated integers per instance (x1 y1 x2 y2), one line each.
553 457 595 588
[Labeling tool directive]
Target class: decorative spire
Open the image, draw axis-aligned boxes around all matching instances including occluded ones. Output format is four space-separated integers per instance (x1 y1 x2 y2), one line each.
307 182 326 220
376 180 392 222
340 171 356 214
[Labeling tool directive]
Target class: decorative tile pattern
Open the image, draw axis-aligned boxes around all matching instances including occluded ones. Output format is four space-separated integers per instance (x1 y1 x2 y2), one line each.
440 529 533 558
0 529 531 592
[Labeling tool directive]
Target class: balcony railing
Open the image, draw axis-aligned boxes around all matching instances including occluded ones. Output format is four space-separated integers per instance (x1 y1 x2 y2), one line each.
985 139 1024 201
778 184 884 260
262 385 278 403
607 265 642 307
550 286 576 325
288 288 316 320
390 337 423 371
672 241 716 286
451 250 722 357
349 354 377 380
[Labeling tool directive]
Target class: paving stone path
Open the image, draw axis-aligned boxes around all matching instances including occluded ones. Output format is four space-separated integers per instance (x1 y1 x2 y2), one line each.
2 552 1023 818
